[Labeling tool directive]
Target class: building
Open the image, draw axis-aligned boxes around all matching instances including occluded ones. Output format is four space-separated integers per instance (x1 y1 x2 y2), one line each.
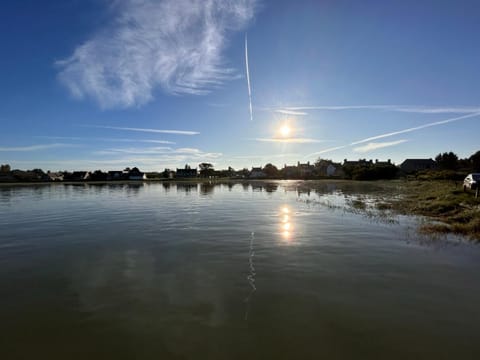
128 167 146 180
107 171 125 181
249 167 266 178
176 166 198 178
400 159 436 173
297 161 315 177
343 159 373 167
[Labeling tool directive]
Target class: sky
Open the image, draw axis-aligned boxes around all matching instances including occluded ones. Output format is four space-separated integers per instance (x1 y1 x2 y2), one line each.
1 0 480 171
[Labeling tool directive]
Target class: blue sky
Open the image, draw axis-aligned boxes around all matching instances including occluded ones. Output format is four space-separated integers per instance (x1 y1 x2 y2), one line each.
1 0 480 171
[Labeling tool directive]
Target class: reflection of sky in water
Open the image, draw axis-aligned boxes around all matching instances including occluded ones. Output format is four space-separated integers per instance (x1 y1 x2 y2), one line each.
2 182 480 358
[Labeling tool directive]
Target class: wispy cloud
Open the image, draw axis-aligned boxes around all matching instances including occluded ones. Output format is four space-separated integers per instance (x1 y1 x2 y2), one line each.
233 153 300 160
353 139 407 153
82 125 199 135
275 109 308 116
350 112 480 145
254 138 324 144
57 0 257 108
95 146 222 159
36 136 175 144
0 143 75 152
245 33 253 121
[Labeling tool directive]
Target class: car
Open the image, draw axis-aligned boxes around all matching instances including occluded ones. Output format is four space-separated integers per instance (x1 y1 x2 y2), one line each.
463 173 480 191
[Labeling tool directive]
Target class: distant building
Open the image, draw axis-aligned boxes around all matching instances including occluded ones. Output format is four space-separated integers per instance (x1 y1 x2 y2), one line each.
343 159 373 167
282 165 298 178
400 159 436 173
297 161 314 177
375 159 392 166
47 172 64 181
128 167 146 180
249 167 266 178
107 171 125 181
68 171 90 181
176 166 198 178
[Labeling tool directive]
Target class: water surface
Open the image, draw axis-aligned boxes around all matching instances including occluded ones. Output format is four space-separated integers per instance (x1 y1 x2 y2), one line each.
1 181 479 359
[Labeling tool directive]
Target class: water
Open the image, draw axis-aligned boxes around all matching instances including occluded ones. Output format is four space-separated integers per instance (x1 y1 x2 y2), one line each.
1 181 479 359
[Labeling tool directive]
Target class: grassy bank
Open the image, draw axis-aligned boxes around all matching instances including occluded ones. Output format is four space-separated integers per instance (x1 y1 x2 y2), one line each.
385 180 480 241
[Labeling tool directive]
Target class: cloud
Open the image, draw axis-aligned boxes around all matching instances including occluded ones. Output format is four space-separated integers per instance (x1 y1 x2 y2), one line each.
0 144 75 152
353 139 407 153
36 136 175 144
83 125 199 135
233 153 300 160
95 146 222 159
254 138 324 144
57 0 257 108
275 109 308 116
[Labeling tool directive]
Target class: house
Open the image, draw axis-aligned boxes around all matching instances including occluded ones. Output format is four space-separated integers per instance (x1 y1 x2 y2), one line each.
66 171 90 181
128 167 146 180
343 159 373 167
47 172 64 182
375 159 392 166
176 166 198 178
107 171 125 181
249 167 266 178
400 159 436 173
282 165 298 178
297 161 314 177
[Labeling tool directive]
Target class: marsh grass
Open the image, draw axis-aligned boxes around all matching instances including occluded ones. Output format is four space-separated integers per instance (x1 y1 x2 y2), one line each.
387 181 480 241
297 179 480 241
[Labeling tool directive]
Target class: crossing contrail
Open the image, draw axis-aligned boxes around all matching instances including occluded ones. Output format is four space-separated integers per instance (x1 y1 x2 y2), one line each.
245 33 253 121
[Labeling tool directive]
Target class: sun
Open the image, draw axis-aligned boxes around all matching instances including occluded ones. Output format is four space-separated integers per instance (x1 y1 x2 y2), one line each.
279 124 291 137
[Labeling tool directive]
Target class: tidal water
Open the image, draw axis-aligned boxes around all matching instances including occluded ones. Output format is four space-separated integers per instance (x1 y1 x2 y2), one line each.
1 181 479 359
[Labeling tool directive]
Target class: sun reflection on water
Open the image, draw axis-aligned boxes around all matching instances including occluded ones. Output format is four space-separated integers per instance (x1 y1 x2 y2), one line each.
279 205 294 243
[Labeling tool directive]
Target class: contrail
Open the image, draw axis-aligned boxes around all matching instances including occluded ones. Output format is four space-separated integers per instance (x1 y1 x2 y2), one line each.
305 112 480 158
350 112 480 145
245 33 253 121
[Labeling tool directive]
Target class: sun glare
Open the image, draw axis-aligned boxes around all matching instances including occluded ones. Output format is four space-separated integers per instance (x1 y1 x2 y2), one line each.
279 124 291 137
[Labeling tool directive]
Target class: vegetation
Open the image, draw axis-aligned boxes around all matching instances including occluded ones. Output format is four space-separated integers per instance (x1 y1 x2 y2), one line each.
387 181 480 241
343 161 398 180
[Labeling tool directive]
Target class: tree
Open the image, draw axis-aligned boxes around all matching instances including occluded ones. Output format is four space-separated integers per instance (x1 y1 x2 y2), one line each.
470 150 480 171
435 152 458 170
263 163 279 178
199 163 214 177
0 164 11 173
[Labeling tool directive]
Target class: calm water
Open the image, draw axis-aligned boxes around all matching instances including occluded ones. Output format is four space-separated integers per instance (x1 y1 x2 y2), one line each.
1 181 480 359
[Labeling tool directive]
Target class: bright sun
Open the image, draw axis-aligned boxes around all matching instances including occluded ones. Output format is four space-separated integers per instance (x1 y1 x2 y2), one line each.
279 124 291 137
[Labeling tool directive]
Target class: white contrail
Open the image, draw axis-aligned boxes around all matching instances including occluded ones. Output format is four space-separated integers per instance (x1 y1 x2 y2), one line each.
306 112 480 158
350 112 480 145
245 33 253 121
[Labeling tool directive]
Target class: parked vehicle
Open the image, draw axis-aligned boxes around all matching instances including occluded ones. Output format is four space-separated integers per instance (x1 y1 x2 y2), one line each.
463 173 480 191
